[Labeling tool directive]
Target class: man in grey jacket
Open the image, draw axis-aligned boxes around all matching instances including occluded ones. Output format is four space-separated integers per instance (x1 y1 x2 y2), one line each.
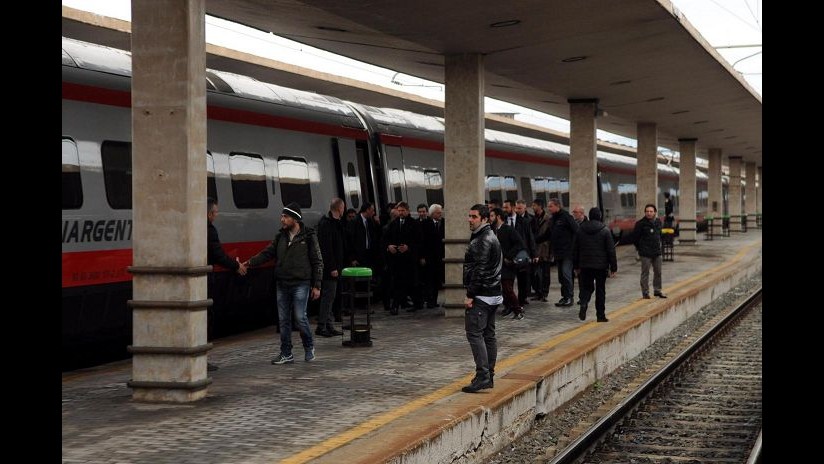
245 202 323 365
462 204 503 393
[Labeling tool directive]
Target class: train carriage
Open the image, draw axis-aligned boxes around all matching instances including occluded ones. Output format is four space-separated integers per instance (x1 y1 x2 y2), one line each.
62 37 726 370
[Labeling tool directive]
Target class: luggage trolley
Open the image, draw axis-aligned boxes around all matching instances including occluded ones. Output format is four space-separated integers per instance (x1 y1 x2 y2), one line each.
340 267 373 347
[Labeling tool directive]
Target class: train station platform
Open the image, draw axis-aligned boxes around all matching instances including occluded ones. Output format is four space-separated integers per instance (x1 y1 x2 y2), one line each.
62 230 762 464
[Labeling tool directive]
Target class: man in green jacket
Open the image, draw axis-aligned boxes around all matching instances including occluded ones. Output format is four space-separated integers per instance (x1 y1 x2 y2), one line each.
245 202 323 364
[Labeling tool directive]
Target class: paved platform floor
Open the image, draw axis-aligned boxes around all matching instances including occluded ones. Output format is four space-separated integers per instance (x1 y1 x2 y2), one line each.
62 230 762 464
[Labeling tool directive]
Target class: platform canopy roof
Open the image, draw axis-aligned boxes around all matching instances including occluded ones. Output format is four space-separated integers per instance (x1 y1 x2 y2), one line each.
205 0 761 164
63 0 762 165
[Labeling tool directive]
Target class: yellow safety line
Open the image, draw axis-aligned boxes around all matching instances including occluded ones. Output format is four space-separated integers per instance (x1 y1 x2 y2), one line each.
283 240 761 463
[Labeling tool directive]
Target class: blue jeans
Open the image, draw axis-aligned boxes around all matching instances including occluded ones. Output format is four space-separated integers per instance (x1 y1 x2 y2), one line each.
276 282 314 356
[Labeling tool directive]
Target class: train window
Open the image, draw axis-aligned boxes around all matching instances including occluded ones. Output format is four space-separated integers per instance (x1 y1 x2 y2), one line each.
424 170 444 206
277 156 312 208
230 152 269 209
558 180 570 208
520 177 532 203
62 138 83 209
101 140 133 210
503 176 518 202
347 162 360 209
485 175 503 204
532 178 547 203
390 168 404 202
207 152 217 202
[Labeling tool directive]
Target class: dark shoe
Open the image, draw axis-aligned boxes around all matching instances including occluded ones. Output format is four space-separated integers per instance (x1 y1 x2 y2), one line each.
576 300 581 305
654 292 667 298
578 305 587 321
315 327 332 337
642 293 651 299
561 298 574 307
390 306 399 315
500 307 513 317
461 375 493 393
597 317 609 322
325 326 343 336
207 362 219 372
513 311 524 320
556 298 566 305
530 295 543 301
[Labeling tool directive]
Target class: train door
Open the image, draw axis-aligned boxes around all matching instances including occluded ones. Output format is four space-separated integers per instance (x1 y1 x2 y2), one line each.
384 145 408 204
333 138 366 211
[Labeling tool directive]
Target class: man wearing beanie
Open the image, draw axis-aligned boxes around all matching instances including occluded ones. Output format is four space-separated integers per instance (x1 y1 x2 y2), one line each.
245 202 323 364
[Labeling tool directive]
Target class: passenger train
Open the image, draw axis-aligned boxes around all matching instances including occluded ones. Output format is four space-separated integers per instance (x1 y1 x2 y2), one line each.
62 37 727 370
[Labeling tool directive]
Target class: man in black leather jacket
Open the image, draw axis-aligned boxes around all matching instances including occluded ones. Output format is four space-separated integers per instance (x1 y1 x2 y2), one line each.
461 204 503 393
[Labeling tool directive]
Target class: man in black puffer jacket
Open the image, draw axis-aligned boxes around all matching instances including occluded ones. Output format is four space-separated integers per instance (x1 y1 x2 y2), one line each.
461 204 503 393
572 208 617 322
631 204 667 300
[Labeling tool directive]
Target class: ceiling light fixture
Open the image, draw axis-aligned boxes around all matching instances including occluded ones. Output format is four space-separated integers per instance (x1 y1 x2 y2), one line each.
490 19 521 28
316 26 348 32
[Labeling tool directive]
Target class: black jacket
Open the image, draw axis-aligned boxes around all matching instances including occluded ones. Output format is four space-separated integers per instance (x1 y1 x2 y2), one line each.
572 220 617 272
463 223 502 298
346 213 379 268
632 216 663 258
248 222 323 288
545 208 579 259
421 218 445 263
494 223 526 280
317 212 345 278
207 221 239 271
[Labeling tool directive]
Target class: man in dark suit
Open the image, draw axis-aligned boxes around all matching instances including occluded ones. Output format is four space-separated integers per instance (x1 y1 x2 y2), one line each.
420 203 445 308
384 202 422 314
206 197 247 371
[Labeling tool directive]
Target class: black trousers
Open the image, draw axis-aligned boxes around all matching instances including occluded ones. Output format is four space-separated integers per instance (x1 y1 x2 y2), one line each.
579 268 608 318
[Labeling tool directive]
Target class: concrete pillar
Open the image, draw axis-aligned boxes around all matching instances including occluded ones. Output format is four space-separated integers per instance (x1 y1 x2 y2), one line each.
128 0 210 402
707 148 723 238
568 99 599 210
757 165 763 218
745 161 757 229
442 53 484 318
677 139 697 244
728 156 743 232
636 123 658 219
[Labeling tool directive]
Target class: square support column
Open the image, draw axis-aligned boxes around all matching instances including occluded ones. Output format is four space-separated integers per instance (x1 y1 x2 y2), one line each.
707 148 723 238
442 53 484 318
746 161 757 229
757 165 762 222
129 0 210 402
728 156 743 232
677 138 697 243
568 99 599 211
636 122 658 219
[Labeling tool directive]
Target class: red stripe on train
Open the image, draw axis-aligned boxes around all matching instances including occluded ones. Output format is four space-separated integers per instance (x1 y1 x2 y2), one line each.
62 241 273 288
62 82 368 140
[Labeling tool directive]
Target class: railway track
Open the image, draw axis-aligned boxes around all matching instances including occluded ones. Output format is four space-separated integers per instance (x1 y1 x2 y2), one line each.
550 287 762 464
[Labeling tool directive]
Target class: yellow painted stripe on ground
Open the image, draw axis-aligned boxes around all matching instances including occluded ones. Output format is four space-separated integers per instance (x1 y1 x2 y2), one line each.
283 240 761 463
